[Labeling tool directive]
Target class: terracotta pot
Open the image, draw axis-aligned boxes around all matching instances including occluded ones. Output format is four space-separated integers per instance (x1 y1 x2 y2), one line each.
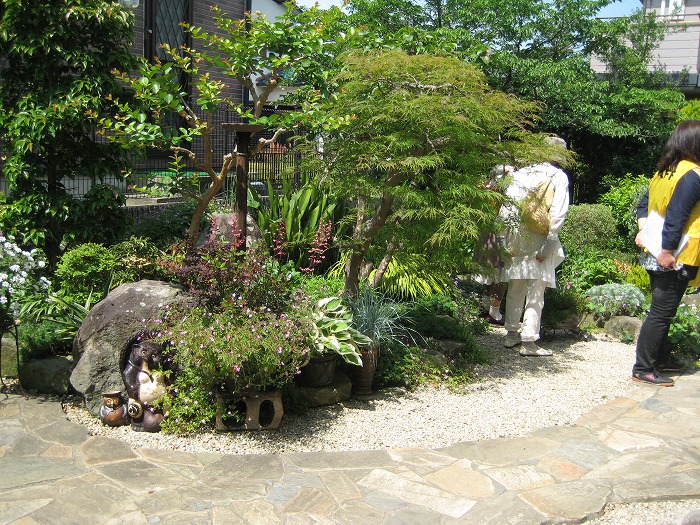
351 349 376 396
296 354 338 387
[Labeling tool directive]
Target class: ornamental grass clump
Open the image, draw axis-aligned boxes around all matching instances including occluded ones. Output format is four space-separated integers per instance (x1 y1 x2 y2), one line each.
586 283 646 321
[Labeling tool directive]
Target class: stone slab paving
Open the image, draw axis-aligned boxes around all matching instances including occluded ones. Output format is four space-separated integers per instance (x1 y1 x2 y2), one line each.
1 370 699 524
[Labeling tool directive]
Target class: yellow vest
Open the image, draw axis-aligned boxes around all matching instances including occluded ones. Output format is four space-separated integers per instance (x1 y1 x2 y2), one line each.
648 160 700 284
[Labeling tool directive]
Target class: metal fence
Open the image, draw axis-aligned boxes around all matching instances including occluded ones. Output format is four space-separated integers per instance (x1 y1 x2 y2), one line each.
0 105 309 202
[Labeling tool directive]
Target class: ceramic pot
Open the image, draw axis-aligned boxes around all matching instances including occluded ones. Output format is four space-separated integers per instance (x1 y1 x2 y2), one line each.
296 354 338 387
350 349 376 396
215 389 284 431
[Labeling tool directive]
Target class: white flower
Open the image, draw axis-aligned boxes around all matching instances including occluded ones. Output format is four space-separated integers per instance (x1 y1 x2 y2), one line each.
9 265 19 273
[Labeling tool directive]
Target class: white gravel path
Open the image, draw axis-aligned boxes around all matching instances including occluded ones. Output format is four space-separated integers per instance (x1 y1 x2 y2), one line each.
64 327 637 454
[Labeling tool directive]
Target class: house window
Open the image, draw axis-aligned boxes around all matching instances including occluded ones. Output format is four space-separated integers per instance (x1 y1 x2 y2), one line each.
670 0 685 20
144 0 193 142
144 0 192 63
657 0 685 18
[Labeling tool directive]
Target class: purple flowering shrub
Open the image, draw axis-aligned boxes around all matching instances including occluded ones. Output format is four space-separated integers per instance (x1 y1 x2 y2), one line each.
162 239 301 313
150 300 312 434
148 237 313 433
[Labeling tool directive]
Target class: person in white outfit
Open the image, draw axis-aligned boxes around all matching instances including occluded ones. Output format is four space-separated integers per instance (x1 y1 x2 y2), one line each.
498 137 570 356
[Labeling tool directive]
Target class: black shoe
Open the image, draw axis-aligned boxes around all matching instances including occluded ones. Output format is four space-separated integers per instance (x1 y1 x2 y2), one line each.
632 371 675 387
657 356 686 373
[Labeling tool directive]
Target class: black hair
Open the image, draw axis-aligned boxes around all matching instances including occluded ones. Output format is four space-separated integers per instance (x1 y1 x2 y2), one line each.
657 120 700 176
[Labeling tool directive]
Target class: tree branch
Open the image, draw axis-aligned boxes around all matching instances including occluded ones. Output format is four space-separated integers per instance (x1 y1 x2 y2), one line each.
254 127 287 155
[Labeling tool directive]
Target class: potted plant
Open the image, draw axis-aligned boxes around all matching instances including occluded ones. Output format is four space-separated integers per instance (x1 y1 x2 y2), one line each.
151 301 312 432
297 297 372 387
348 286 416 395
146 238 311 433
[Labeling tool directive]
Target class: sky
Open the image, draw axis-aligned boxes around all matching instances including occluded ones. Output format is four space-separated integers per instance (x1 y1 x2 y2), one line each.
296 0 643 17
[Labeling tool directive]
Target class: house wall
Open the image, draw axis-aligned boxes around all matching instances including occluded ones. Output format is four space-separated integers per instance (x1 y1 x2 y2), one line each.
131 0 246 103
592 1 700 94
252 0 287 20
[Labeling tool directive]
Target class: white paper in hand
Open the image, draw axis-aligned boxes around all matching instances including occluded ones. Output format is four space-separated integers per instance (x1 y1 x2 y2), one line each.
638 210 689 258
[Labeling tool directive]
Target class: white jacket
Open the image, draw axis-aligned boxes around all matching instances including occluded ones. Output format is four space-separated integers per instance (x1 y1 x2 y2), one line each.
498 162 570 287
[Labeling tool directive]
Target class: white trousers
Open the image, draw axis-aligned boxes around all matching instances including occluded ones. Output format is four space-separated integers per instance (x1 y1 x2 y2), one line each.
504 278 547 342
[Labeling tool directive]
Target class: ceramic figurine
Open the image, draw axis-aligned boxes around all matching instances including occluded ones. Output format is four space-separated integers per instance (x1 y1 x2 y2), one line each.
98 391 129 427
121 333 168 432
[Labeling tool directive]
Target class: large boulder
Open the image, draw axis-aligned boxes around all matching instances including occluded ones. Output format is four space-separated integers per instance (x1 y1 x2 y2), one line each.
70 280 188 416
604 315 643 343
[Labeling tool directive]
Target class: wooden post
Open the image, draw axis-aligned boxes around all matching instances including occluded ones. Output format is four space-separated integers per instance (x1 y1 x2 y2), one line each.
222 123 264 248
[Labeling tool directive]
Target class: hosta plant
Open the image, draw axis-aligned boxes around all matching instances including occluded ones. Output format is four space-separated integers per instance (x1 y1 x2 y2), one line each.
310 297 372 366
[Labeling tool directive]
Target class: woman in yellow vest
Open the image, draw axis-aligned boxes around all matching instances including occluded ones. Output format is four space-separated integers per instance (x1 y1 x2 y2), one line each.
634 120 700 386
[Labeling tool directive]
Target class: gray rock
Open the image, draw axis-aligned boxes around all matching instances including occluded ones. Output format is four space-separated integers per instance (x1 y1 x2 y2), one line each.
434 339 468 359
19 356 73 395
295 372 352 407
681 290 700 310
681 509 700 525
70 280 188 416
604 315 643 343
200 212 264 248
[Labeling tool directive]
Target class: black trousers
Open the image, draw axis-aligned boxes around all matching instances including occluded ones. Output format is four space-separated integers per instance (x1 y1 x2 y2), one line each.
633 269 689 374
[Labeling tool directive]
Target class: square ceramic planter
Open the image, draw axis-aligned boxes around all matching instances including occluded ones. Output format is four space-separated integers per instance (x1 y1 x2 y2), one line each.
215 389 283 431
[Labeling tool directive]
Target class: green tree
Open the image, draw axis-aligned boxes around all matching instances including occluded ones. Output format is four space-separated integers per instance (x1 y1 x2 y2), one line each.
103 5 350 245
346 0 685 201
313 49 554 296
0 0 137 265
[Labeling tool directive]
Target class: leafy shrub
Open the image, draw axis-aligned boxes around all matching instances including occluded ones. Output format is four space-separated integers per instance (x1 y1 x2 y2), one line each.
309 297 369 365
0 234 50 329
598 174 650 249
681 99 700 121
299 275 344 303
54 243 116 305
624 264 651 295
586 283 646 320
541 287 588 328
72 184 130 246
559 204 624 255
668 304 700 357
328 253 449 301
158 367 218 435
152 303 311 434
127 201 201 249
17 320 71 362
557 250 623 293
375 344 482 391
109 236 166 285
404 294 470 341
162 240 301 312
368 254 449 300
248 178 341 273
